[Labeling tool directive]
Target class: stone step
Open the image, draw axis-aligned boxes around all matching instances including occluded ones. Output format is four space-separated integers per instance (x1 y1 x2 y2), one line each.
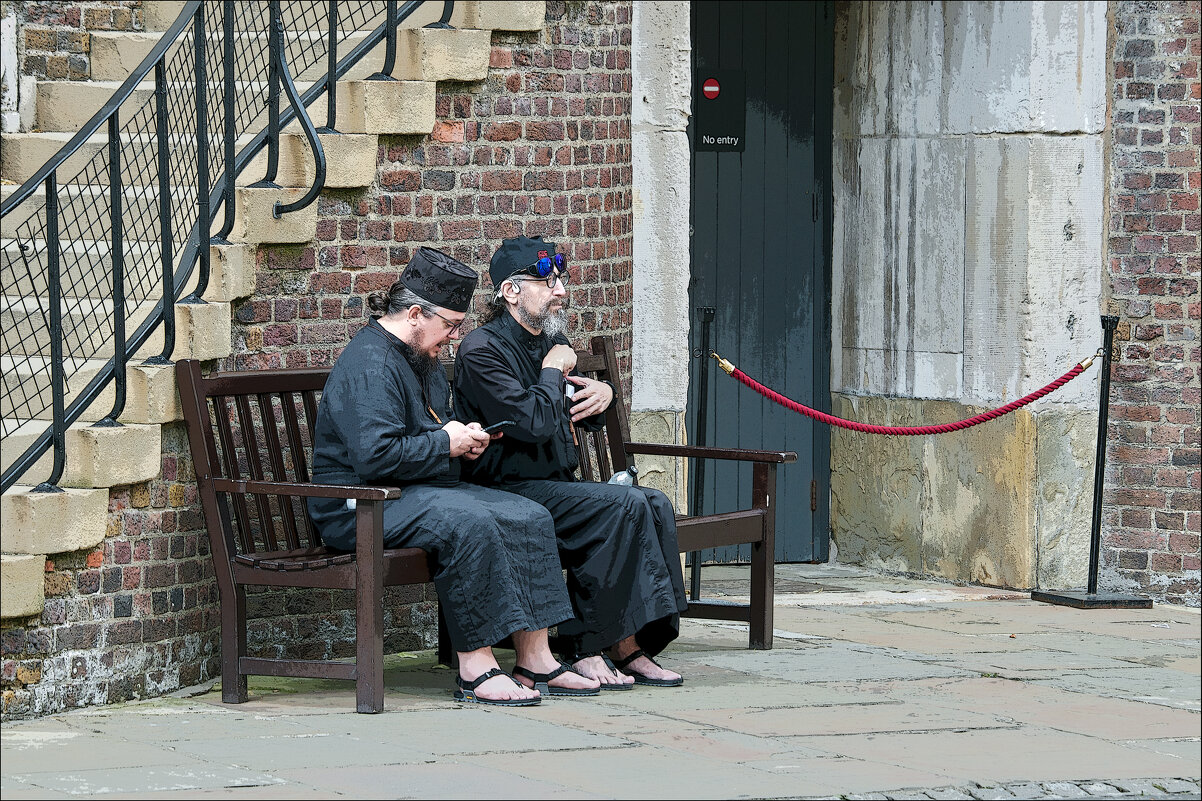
2 114 393 187
1 418 162 489
90 30 395 83
34 79 320 137
0 294 231 362
141 1 189 32
335 80 436 136
1 183 202 239
2 486 108 556
244 132 380 189
452 1 546 31
1 356 182 426
136 1 534 36
0 553 44 619
141 1 466 35
1 239 256 308
392 27 491 82
35 24 487 133
2 237 170 297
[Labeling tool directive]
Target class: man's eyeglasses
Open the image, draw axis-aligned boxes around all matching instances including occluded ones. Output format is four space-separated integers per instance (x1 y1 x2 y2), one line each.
511 269 570 289
431 310 464 336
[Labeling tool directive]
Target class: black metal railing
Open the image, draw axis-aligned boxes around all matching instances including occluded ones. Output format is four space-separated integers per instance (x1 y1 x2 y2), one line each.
1 1 454 493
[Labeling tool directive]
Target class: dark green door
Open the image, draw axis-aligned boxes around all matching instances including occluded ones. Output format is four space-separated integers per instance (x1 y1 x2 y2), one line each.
688 0 833 563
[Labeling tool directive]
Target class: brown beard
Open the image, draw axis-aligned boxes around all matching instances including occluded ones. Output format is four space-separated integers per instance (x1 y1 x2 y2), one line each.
396 338 437 379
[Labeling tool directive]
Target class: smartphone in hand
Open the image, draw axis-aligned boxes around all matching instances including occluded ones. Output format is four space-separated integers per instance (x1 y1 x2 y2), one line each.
481 419 515 434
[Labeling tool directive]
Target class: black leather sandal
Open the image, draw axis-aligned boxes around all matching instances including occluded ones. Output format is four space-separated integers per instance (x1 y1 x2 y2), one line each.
611 649 684 687
512 661 600 696
453 668 541 706
564 651 634 691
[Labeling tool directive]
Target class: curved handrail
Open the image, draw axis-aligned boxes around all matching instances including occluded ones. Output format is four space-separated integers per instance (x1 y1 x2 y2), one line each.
1 1 449 493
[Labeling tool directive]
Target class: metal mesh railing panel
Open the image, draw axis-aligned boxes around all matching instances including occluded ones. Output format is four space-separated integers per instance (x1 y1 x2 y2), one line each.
1 1 426 490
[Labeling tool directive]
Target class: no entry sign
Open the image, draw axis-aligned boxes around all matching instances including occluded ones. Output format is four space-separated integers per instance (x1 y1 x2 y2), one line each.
694 69 745 152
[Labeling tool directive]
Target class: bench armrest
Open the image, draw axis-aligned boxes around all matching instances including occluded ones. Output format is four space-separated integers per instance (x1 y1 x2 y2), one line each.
623 442 797 464
210 478 403 500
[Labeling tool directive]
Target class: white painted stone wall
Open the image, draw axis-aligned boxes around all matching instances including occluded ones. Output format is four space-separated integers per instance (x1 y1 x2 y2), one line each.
832 0 1107 408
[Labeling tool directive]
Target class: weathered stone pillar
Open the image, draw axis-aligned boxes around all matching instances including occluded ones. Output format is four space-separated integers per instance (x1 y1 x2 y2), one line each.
631 1 692 511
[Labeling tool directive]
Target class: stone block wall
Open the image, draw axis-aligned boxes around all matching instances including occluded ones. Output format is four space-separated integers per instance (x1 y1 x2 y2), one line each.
829 1 1108 591
2 0 635 720
2 425 218 717
1104 0 1200 606
9 0 142 79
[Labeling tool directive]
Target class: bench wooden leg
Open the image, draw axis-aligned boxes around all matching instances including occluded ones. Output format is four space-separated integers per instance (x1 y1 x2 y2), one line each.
355 502 385 713
749 464 776 650
221 584 249 703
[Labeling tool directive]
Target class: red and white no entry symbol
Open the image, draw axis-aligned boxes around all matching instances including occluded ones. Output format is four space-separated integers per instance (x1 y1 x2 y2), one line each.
702 78 720 99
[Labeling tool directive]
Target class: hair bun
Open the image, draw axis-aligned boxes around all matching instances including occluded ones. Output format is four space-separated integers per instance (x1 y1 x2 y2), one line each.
366 291 389 315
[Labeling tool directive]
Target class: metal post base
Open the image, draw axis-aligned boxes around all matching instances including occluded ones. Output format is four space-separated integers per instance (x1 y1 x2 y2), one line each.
1031 589 1152 609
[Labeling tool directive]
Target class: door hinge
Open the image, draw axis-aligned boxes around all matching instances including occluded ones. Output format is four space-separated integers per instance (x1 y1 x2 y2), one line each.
810 479 818 512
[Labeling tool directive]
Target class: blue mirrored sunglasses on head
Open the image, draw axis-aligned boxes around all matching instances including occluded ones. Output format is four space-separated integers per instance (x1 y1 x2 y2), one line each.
523 253 568 278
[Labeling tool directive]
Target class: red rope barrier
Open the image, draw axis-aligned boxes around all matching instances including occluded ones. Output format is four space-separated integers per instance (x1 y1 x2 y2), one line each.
718 355 1092 436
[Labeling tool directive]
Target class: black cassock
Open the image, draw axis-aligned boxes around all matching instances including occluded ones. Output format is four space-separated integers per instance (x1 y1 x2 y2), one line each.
454 312 688 657
307 318 573 653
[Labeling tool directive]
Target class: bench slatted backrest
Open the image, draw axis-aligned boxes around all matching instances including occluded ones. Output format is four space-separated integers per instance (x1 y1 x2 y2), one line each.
180 363 332 563
571 336 632 482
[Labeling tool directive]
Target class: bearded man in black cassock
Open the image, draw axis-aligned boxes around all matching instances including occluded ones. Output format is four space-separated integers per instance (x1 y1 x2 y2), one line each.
454 236 689 689
308 247 600 705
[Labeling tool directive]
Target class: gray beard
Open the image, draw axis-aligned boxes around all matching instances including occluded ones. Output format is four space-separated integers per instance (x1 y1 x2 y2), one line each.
517 302 568 338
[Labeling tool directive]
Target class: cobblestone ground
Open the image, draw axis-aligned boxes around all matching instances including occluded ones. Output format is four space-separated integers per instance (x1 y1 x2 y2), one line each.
834 777 1202 800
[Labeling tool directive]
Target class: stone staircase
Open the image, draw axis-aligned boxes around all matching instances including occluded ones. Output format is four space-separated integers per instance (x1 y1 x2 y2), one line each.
0 0 545 619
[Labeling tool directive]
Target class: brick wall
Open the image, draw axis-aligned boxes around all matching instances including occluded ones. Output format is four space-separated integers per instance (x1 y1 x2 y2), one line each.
231 0 635 398
2 0 635 720
1106 0 1201 606
10 0 142 79
2 425 219 716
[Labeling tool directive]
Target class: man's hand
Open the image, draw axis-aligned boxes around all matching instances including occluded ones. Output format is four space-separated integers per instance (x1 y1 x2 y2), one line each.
444 421 491 459
543 344 577 375
566 375 613 422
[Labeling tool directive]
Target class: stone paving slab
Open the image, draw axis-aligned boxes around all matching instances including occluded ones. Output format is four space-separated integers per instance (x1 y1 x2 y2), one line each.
4 766 287 797
795 726 1191 785
904 675 1202 740
1028 667 1201 711
462 743 857 799
699 640 976 683
2 572 1198 800
1 729 195 773
665 696 1009 737
170 733 440 771
272 761 599 800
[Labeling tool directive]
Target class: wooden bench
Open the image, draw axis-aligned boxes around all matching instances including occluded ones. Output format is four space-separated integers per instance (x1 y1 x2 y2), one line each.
176 335 793 713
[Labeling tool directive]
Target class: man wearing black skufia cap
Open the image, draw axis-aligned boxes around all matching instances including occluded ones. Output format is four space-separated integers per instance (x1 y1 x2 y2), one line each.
308 246 600 705
454 236 689 689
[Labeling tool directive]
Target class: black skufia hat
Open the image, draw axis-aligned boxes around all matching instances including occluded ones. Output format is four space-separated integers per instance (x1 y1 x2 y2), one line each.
489 235 557 288
399 247 477 313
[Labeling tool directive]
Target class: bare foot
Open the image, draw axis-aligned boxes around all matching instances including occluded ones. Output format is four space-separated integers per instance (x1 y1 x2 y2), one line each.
571 655 635 687
462 671 540 703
